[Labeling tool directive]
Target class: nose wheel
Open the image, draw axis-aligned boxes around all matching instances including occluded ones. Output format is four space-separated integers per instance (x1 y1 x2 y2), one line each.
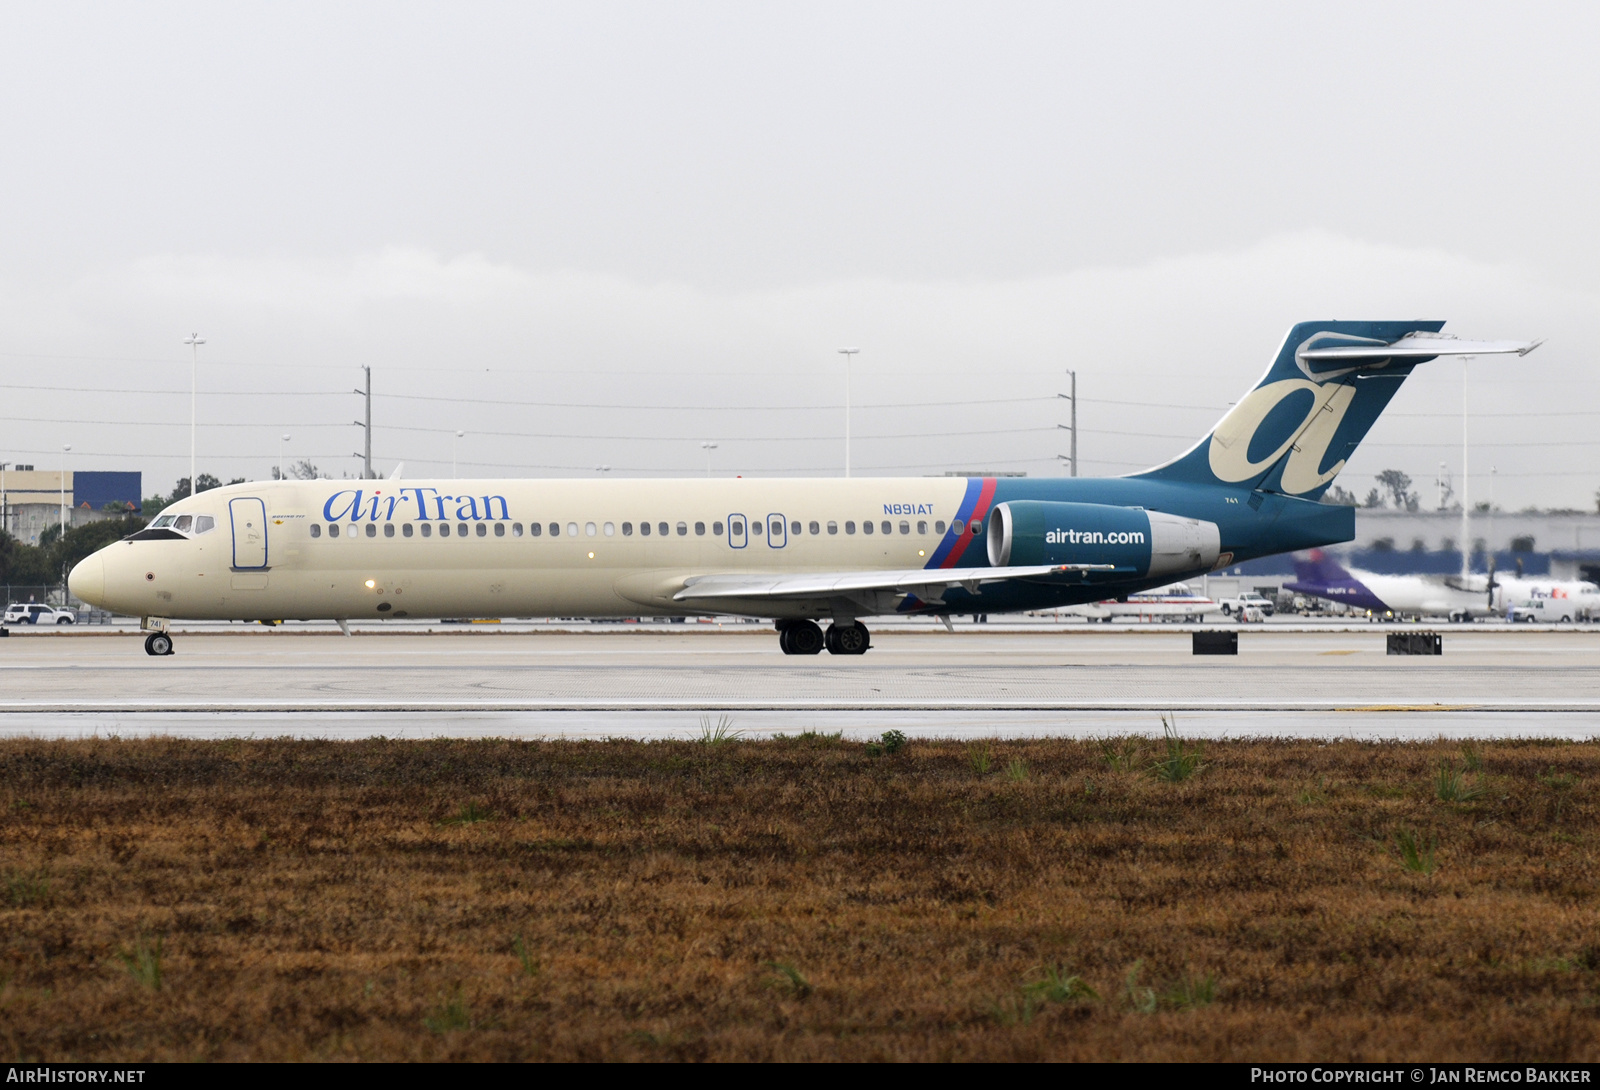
824 622 870 655
143 633 174 657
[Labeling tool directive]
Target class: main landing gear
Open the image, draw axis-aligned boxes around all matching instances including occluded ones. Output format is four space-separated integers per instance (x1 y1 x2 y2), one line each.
776 619 870 656
143 632 174 657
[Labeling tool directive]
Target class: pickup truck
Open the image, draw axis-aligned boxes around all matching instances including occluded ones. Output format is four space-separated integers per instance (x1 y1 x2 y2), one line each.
2 603 77 625
1217 592 1275 618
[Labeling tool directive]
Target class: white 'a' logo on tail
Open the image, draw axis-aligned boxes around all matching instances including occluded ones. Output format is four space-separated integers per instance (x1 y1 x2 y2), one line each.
1207 379 1356 494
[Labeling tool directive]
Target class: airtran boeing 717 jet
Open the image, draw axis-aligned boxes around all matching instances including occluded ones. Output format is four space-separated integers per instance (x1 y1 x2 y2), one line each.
68 321 1539 656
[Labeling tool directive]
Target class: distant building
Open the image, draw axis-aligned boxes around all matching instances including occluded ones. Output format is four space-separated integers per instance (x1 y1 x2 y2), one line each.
0 469 142 545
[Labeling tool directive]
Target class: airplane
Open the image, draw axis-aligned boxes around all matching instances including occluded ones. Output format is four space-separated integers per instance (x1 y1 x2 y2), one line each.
1063 582 1222 623
1286 550 1600 622
1285 549 1492 621
66 321 1540 656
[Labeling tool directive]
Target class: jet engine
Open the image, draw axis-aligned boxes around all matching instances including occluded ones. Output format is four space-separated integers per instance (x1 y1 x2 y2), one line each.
986 501 1220 579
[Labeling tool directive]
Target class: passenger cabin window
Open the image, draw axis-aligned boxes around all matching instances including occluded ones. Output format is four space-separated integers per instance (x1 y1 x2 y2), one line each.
676 522 688 536
604 522 615 536
882 521 892 535
567 522 578 537
384 523 395 537
728 519 742 535
640 521 651 536
494 523 506 537
658 522 668 536
421 523 432 537
970 521 983 534
585 522 596 537
935 520 946 534
476 523 487 537
622 522 633 536
770 519 783 536
952 519 965 534
845 521 855 534
310 524 322 538
329 524 341 538
529 522 541 536
917 521 927 534
694 522 705 535
403 523 414 537
713 521 723 535
459 523 470 537
439 524 450 537
752 521 763 535
791 521 801 535
827 521 837 535
366 524 377 537
863 521 873 535
809 521 820 535
512 523 522 537
899 521 910 535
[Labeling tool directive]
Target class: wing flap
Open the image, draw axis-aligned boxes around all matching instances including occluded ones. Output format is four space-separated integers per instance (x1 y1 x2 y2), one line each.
673 563 1115 602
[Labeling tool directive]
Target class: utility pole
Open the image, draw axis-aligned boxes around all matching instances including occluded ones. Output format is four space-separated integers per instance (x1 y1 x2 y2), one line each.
701 441 718 477
0 462 8 539
1461 359 1471 580
837 348 859 478
184 334 205 496
453 431 464 478
1056 369 1078 477
60 444 71 542
352 366 372 479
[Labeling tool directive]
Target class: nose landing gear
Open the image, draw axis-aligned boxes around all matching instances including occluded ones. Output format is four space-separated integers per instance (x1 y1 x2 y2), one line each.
143 633 174 657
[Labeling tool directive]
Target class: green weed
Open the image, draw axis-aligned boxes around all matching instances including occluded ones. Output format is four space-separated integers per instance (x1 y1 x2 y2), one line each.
880 729 907 755
1004 757 1030 782
967 743 993 776
117 933 163 991
1122 961 1157 1014
424 991 472 1033
697 715 742 746
763 961 812 999
445 802 492 825
1148 718 1206 783
1099 737 1143 773
1162 973 1218 1009
3 869 49 908
1394 827 1437 875
1434 762 1484 803
1460 741 1483 772
1024 966 1097 1004
511 935 540 979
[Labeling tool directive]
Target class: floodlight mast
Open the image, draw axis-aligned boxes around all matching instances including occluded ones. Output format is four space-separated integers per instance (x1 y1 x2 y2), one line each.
837 348 860 478
184 334 205 497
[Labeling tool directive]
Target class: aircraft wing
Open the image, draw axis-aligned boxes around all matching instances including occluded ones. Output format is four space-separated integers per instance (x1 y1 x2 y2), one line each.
673 563 1115 603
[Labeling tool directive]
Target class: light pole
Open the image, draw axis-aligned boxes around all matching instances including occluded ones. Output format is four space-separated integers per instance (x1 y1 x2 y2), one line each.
701 441 718 477
279 434 291 482
837 348 859 478
60 444 72 541
0 462 9 538
184 334 205 496
453 430 464 478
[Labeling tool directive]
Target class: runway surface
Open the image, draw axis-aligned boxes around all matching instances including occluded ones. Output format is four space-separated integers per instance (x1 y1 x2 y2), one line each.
2 625 1598 738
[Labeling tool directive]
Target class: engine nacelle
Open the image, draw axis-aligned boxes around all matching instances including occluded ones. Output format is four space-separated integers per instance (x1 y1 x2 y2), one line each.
986 501 1221 579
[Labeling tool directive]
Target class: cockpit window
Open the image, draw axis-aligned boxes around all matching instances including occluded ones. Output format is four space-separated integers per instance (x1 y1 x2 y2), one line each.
194 515 215 534
152 515 175 528
173 515 193 532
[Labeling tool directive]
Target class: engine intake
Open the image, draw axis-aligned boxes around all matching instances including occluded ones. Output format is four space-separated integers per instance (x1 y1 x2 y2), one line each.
986 501 1220 579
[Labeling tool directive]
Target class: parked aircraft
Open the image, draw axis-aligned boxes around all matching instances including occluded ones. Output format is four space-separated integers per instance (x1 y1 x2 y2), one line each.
1064 583 1221 622
1286 550 1600 622
68 321 1539 655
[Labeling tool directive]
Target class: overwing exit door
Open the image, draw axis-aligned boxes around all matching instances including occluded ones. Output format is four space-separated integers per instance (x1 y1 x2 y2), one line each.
229 497 269 569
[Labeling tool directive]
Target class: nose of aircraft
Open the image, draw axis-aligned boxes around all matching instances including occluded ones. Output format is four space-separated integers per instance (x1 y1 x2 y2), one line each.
68 553 106 607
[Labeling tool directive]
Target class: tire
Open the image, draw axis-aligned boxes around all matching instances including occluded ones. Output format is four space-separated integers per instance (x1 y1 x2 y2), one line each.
1561 615 1571 624
144 633 173 656
787 621 824 655
57 616 73 625
828 622 870 655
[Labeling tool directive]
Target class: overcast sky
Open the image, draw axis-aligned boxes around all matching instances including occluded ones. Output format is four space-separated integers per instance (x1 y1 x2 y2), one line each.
1 2 1596 508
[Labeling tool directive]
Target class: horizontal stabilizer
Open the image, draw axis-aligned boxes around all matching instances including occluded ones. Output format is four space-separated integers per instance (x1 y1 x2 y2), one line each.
674 563 1114 602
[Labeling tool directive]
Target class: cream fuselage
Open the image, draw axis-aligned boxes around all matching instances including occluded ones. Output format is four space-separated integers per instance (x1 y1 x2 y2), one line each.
75 477 973 622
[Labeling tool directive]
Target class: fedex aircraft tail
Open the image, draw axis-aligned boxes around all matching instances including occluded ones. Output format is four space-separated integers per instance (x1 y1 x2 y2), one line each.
1132 321 1540 500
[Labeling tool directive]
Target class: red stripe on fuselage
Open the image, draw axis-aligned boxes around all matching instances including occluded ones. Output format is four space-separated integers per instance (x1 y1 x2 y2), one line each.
938 477 997 568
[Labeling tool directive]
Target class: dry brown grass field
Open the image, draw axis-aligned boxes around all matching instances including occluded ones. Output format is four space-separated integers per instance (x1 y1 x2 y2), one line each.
1 731 1598 1062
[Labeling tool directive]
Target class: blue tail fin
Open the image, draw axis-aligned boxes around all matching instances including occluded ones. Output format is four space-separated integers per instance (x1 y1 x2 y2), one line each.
1132 320 1445 499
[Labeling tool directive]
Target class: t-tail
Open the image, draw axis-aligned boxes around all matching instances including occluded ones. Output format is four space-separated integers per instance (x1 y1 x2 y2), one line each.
1131 321 1541 500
